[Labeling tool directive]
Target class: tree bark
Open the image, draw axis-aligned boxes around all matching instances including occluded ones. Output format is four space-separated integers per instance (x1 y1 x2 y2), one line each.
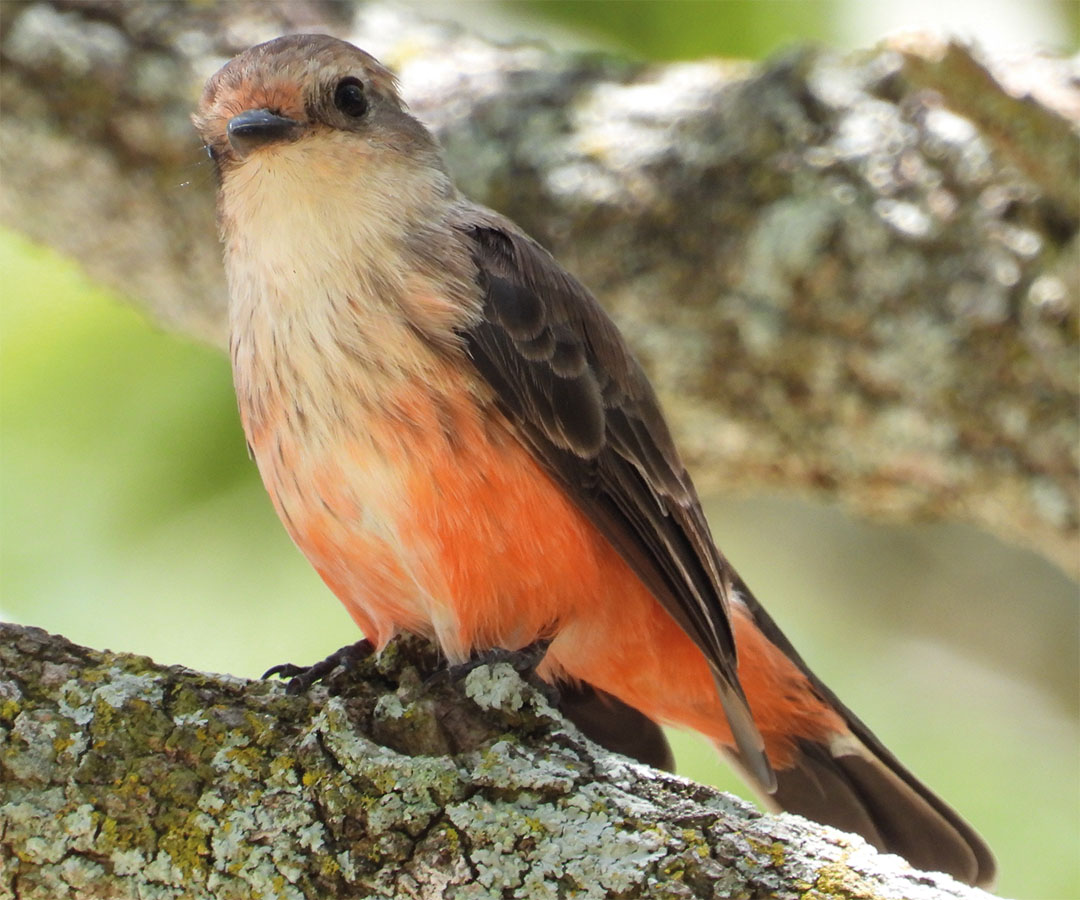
0 1 1076 575
0 623 1003 900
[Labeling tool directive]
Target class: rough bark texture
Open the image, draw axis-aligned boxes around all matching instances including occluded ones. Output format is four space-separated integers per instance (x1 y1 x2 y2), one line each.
0 1 1076 575
0 623 1002 900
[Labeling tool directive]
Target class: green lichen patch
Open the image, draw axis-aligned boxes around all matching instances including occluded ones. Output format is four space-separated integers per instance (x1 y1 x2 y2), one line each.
809 859 885 899
153 809 214 882
0 678 22 723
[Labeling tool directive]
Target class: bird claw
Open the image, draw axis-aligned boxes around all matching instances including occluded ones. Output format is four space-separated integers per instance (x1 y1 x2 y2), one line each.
434 639 560 705
263 638 375 694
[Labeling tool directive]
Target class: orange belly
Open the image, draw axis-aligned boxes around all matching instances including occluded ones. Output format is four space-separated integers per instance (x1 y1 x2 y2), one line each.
253 371 840 766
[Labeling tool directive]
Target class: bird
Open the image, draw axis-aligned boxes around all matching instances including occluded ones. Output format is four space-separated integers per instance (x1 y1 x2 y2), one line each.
193 33 995 887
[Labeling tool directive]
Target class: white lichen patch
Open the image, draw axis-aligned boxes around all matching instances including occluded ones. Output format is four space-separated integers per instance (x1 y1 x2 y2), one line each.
7 711 61 780
374 692 406 719
0 678 22 704
589 751 662 785
57 729 88 764
470 841 528 891
923 107 978 147
110 847 146 876
56 680 93 726
572 780 662 824
311 697 389 768
313 696 462 805
172 711 209 728
463 663 527 712
737 196 843 327
231 843 307 900
93 670 164 709
367 787 439 834
61 803 98 852
209 807 255 866
463 663 556 718
335 848 358 882
60 853 105 888
1030 476 1072 529
270 839 306 884
469 740 579 793
129 886 183 900
841 838 989 900
447 783 670 898
142 849 187 886
206 788 324 887
198 789 226 814
294 821 326 853
571 61 734 180
875 198 934 239
210 732 256 776
5 791 72 867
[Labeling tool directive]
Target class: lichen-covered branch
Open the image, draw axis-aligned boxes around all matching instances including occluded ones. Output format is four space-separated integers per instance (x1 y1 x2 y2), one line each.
0 623 999 899
0 1 1076 575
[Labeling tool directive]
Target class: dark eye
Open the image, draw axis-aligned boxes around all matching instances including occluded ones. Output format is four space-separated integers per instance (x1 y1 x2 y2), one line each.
333 77 368 118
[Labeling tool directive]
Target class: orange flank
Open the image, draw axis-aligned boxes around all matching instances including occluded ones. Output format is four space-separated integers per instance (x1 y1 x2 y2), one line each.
255 366 840 769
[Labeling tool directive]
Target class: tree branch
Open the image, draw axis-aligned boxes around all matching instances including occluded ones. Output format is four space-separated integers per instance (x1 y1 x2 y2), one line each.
0 1 1075 575
0 623 1001 899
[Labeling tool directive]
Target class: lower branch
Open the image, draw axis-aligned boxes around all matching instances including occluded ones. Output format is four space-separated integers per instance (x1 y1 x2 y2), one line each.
1 623 997 899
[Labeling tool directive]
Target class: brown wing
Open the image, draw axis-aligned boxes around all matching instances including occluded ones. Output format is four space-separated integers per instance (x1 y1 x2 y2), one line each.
452 206 774 790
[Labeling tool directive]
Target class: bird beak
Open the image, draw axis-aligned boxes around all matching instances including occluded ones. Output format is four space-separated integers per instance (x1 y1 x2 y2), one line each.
226 109 300 157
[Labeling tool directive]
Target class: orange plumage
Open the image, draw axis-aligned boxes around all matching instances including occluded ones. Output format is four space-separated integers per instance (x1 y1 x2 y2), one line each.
256 364 841 768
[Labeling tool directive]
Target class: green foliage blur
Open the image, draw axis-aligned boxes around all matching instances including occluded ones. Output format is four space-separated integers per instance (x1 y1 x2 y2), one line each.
0 232 356 674
525 0 840 60
1 2 1077 897
523 0 1078 57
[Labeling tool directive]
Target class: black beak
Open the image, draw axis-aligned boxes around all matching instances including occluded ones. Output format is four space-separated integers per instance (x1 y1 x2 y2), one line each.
226 109 300 157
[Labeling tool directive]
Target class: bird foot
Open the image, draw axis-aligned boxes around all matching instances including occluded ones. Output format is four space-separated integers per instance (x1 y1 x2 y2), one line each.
436 639 560 705
263 638 375 695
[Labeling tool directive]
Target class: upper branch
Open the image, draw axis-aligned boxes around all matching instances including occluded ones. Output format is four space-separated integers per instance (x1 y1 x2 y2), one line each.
0 1 1076 572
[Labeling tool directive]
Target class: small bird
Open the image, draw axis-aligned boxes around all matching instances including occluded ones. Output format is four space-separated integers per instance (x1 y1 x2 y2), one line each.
194 34 994 886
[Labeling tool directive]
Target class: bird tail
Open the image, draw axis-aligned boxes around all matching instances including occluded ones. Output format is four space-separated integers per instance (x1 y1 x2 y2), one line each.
724 576 996 888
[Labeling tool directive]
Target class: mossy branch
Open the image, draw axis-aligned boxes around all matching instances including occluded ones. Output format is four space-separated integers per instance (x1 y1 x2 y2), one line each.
0 622 1003 899
0 1 1075 575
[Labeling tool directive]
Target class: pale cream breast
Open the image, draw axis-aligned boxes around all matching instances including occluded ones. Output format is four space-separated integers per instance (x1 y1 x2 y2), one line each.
218 131 483 648
220 131 475 429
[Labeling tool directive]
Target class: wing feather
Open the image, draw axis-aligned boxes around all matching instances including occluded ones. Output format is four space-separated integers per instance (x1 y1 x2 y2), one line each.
453 207 774 788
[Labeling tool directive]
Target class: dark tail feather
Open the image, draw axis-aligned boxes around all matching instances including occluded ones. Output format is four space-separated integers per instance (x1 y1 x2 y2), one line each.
557 682 675 772
735 735 996 887
729 577 996 888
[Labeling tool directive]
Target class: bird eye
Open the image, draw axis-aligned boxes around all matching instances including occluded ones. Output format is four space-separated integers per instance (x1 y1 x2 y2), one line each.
333 77 368 118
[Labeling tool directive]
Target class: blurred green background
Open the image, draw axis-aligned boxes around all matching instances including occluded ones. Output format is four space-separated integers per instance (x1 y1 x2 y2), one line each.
2 2 1077 898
